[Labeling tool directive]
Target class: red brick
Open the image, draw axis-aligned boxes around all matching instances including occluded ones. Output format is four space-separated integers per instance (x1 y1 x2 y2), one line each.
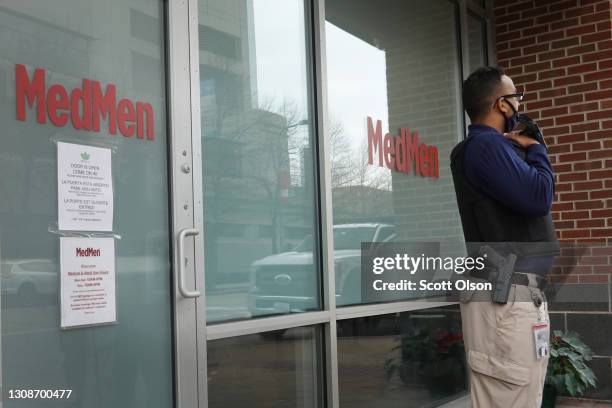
601 79 612 89
558 132 585 142
498 49 523 60
590 169 612 180
525 61 552 72
555 95 584 106
585 90 612 101
587 130 611 139
597 20 611 31
598 40 612 50
538 68 566 79
577 219 606 228
570 102 599 113
571 122 599 132
497 12 522 25
584 69 612 81
587 109 612 120
559 151 587 162
559 172 588 182
554 220 576 229
599 59 612 70
581 30 612 44
542 106 569 116
583 50 612 62
575 200 604 210
567 63 598 74
567 44 597 56
588 149 612 159
511 54 538 66
561 228 590 239
537 30 566 43
554 163 572 173
552 56 581 67
574 180 603 190
568 82 599 93
602 100 612 109
526 99 554 110
555 182 573 192
553 17 580 31
551 37 580 49
592 209 612 218
514 73 538 84
594 1 611 11
497 32 515 43
549 144 572 154
579 275 609 283
566 24 597 37
538 118 555 127
591 228 612 237
541 88 567 98
574 160 602 171
581 11 611 24
524 44 550 55
550 274 579 283
508 0 536 14
511 37 537 48
546 126 572 136
523 25 549 37
536 12 563 24
591 189 612 199
564 4 595 18
553 75 582 86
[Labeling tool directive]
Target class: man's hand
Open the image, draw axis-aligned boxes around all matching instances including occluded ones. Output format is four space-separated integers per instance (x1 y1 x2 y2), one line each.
504 132 540 148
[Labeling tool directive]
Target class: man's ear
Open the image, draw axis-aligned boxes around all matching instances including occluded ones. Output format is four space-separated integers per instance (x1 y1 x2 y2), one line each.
496 97 509 114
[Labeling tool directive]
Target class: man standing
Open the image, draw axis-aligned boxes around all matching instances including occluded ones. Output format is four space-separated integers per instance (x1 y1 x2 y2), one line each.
451 66 559 408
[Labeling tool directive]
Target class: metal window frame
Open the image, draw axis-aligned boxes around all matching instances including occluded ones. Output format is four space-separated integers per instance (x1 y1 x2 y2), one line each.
176 0 496 406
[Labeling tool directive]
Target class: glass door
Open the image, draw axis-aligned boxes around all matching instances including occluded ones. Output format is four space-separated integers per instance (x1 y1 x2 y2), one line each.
0 0 202 407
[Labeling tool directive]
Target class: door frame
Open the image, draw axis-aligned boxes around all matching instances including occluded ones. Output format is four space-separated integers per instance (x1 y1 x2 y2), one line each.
166 0 208 407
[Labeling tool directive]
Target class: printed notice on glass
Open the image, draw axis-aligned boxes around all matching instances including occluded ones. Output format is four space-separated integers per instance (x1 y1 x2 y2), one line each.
60 237 116 328
57 142 113 231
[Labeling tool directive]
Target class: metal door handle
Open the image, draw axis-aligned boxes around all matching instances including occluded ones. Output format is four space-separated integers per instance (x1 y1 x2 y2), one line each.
177 228 201 298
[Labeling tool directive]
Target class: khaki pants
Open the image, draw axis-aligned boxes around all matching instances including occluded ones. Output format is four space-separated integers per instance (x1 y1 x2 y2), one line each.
460 282 549 408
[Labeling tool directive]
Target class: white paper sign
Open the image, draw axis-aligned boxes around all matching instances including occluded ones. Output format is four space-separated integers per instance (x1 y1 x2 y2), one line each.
57 142 113 231
60 237 116 328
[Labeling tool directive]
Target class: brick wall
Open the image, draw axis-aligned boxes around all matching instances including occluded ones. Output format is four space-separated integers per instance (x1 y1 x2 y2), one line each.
494 0 612 401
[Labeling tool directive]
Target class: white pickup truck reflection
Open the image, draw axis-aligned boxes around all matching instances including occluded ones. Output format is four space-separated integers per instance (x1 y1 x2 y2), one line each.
247 223 396 316
1 259 57 306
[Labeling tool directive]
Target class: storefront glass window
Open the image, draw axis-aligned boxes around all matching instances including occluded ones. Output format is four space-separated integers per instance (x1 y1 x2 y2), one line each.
0 1 172 406
325 0 465 306
207 326 322 407
467 12 488 74
198 0 319 323
337 306 468 407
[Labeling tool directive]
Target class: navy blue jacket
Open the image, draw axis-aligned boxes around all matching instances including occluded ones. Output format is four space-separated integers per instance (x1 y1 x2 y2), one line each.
463 124 556 276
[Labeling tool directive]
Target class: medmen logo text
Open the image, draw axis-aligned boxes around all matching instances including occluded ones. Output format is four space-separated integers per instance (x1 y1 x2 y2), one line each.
367 116 439 179
15 64 155 140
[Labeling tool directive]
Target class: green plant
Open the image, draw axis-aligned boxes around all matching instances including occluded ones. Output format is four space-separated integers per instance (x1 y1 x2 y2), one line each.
546 330 597 397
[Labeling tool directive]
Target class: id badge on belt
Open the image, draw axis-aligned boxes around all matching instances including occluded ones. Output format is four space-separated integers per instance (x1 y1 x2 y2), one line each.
533 323 549 359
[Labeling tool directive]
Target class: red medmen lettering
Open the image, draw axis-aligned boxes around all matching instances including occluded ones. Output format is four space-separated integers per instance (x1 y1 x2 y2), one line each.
429 145 439 179
405 129 420 175
47 84 69 127
71 79 92 130
92 80 117 135
136 102 154 140
117 98 136 137
383 132 395 170
15 64 155 141
15 64 46 124
367 116 384 166
394 132 407 172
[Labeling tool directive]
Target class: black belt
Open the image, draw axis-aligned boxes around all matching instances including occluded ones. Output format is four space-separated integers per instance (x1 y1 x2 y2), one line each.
469 269 546 290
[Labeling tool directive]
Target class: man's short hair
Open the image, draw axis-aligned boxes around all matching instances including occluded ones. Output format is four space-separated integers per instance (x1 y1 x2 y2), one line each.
463 66 505 121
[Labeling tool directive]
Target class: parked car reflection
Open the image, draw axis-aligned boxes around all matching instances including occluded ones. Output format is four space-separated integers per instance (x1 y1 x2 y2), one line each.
247 223 396 317
1 259 57 306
